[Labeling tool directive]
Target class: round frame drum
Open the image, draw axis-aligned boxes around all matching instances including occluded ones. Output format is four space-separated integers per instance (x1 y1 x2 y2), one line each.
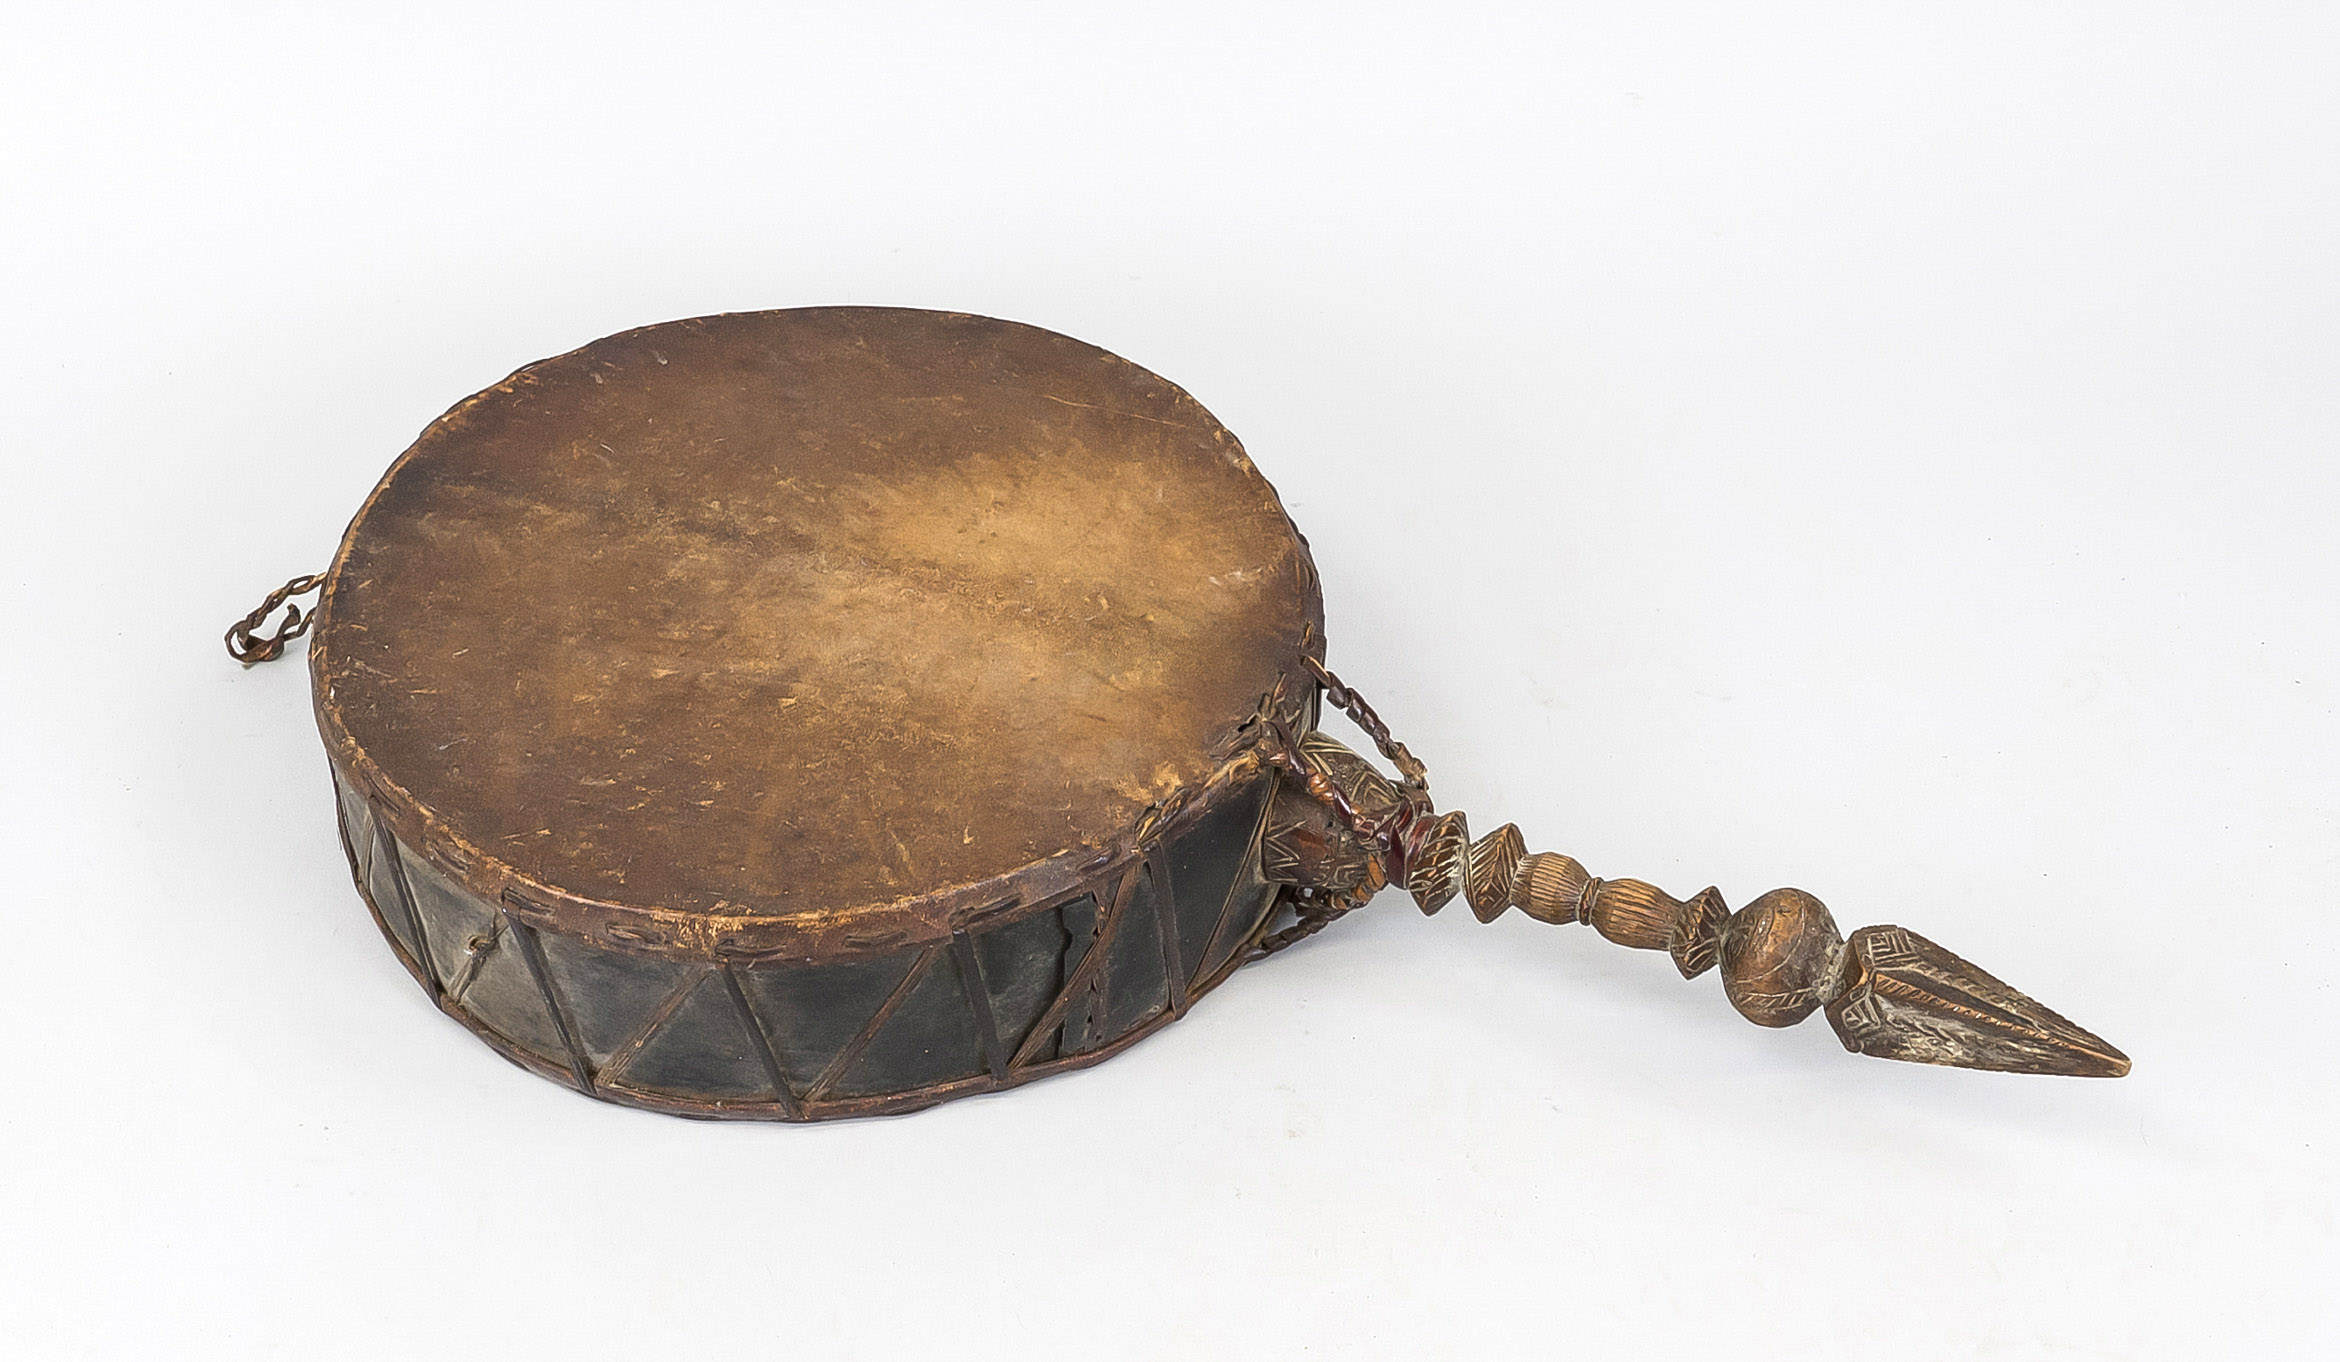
311 308 1323 1119
264 306 2124 1121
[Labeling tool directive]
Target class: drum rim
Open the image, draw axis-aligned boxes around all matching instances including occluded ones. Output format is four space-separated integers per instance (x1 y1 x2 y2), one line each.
308 306 1325 964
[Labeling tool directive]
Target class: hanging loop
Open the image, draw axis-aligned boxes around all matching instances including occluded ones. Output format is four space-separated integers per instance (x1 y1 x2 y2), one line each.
1302 653 1430 795
225 572 326 665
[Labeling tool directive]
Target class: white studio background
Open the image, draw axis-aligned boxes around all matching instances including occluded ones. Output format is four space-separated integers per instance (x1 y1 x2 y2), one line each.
3 4 2332 1358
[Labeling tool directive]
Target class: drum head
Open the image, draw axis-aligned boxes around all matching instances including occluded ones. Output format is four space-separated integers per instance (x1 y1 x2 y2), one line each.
313 308 1321 958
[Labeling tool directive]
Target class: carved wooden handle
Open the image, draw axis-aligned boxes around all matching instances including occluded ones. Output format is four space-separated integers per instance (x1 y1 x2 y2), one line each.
1404 816 2128 1076
1265 730 2129 1078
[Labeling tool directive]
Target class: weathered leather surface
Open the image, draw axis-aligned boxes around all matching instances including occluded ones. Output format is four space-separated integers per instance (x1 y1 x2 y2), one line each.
314 308 1319 958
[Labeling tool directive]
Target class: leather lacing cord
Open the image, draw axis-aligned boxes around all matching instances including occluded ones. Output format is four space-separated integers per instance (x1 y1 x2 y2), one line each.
225 572 326 664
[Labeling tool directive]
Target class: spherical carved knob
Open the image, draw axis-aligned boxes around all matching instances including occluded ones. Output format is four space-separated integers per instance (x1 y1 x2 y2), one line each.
1719 888 1844 1027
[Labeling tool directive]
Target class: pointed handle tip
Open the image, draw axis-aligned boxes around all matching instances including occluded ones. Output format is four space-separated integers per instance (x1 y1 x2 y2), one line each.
1826 924 2131 1078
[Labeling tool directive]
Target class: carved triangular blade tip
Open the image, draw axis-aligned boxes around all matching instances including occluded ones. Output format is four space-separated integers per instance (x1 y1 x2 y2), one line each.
1823 925 2130 1078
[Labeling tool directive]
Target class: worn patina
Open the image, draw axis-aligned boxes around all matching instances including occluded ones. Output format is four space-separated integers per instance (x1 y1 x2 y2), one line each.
314 308 1323 966
230 304 2123 1122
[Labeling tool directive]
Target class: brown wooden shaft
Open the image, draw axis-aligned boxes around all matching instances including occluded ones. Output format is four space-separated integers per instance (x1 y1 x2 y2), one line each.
1476 835 2127 1074
1268 729 2128 1078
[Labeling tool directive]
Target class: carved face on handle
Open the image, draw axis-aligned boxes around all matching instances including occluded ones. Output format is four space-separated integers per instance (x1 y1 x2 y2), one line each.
1259 730 1407 895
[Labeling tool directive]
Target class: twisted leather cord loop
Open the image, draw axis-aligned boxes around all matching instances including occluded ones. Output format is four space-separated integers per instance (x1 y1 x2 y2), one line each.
225 572 325 664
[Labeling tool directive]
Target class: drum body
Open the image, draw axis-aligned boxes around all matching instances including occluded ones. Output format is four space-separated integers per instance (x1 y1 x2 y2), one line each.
310 307 1324 1119
329 753 1298 1119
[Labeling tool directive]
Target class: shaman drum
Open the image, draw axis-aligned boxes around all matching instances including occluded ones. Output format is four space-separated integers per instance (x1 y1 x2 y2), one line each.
232 306 2125 1121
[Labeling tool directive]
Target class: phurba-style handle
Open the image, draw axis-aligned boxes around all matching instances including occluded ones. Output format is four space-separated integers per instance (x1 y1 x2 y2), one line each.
1260 727 2128 1078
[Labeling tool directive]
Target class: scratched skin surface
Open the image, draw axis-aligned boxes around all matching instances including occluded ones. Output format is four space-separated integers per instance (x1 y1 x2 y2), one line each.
315 308 1317 925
